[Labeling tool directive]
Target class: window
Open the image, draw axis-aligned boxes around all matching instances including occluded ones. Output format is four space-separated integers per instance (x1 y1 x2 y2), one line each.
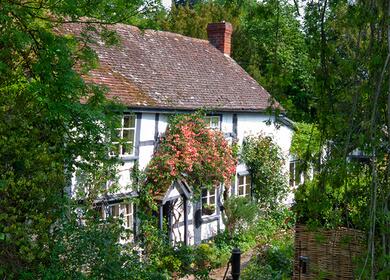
204 115 221 130
202 188 217 216
289 160 301 187
109 203 134 230
237 175 251 197
113 115 136 156
121 203 133 229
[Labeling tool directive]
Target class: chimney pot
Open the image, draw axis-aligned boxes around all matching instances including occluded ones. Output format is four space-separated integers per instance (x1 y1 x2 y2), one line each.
207 22 233 56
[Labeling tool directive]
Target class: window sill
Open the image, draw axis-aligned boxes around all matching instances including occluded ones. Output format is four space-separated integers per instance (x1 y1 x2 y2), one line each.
201 214 219 223
119 155 139 162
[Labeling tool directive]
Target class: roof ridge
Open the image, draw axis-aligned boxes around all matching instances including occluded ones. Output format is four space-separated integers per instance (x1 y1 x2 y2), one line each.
115 23 210 44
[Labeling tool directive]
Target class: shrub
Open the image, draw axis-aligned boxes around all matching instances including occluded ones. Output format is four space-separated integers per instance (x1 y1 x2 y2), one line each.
241 134 288 209
222 196 258 238
241 230 294 280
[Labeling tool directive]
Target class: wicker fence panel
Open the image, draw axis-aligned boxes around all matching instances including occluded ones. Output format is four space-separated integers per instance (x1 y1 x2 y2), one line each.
293 224 365 280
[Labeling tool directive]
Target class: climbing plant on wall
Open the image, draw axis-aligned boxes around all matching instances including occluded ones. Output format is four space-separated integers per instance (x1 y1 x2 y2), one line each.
241 133 288 209
146 112 237 195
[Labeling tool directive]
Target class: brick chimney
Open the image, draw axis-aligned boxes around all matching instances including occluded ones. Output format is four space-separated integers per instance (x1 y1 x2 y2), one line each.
207 22 233 56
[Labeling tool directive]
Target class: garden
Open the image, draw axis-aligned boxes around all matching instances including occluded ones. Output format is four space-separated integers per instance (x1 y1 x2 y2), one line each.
2 0 390 279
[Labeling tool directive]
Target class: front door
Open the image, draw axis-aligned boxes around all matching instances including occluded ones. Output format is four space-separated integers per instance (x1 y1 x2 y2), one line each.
162 197 188 245
162 199 174 241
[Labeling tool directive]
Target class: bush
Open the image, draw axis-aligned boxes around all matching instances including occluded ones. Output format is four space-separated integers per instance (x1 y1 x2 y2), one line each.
241 230 294 280
222 196 258 238
241 134 289 209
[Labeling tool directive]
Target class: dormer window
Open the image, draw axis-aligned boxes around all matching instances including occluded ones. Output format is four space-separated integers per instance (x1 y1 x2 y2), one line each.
113 115 136 156
205 115 221 130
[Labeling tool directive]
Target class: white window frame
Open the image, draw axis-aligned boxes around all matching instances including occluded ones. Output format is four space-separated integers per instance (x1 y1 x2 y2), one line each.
109 203 134 230
289 160 301 188
237 175 251 197
204 115 221 130
112 115 137 156
201 187 217 216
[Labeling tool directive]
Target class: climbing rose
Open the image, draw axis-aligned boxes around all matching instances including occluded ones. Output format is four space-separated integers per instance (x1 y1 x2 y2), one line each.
146 114 237 193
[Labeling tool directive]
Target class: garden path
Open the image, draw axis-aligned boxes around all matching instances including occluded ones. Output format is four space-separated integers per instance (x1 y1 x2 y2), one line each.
209 248 254 280
180 248 254 280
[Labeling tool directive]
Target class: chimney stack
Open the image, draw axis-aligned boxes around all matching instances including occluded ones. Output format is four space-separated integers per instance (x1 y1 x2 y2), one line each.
207 22 233 56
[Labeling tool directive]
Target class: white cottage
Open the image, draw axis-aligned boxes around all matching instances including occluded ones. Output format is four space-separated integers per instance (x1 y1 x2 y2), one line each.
66 22 294 245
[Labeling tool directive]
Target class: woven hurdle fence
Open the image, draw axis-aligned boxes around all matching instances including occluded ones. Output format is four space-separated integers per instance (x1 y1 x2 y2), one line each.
293 224 365 280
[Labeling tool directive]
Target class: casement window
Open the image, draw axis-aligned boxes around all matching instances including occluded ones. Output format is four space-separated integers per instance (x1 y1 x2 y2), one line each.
94 205 105 220
289 160 301 188
204 115 221 130
237 175 251 197
112 115 136 156
201 187 217 216
109 203 134 230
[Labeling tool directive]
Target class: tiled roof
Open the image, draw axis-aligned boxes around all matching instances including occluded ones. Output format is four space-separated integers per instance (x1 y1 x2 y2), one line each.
63 23 280 112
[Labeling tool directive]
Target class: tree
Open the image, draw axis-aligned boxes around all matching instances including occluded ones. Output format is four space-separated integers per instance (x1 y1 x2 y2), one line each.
0 0 157 277
297 1 390 278
155 0 314 121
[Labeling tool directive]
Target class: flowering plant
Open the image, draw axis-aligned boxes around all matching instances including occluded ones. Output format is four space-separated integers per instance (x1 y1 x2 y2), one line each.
146 113 237 194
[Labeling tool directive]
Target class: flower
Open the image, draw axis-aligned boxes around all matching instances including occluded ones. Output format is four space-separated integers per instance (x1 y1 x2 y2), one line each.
146 113 237 193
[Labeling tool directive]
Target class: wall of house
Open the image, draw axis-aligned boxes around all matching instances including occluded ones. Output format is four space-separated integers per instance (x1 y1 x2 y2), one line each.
71 110 294 244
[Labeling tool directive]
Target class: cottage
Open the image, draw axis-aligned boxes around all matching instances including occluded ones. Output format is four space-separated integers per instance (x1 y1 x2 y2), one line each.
67 22 294 245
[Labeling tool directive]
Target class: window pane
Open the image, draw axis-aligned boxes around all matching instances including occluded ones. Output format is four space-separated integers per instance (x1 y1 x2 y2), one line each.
244 185 250 196
123 129 135 141
211 116 219 128
238 185 244 196
124 115 135 128
126 204 131 215
246 175 251 186
127 216 132 228
111 144 120 155
295 162 301 185
111 205 119 217
238 175 244 186
202 197 207 206
209 195 215 205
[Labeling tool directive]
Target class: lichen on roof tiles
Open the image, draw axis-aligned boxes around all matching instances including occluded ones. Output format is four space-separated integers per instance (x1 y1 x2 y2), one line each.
63 23 281 112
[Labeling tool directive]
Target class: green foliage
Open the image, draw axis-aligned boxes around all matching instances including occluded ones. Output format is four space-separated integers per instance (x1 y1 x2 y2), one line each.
241 239 293 280
293 171 370 230
222 196 258 239
39 207 161 280
241 134 288 209
290 122 321 166
241 208 294 280
0 0 159 277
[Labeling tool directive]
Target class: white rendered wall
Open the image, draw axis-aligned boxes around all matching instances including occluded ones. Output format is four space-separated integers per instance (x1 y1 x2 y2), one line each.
71 111 294 243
